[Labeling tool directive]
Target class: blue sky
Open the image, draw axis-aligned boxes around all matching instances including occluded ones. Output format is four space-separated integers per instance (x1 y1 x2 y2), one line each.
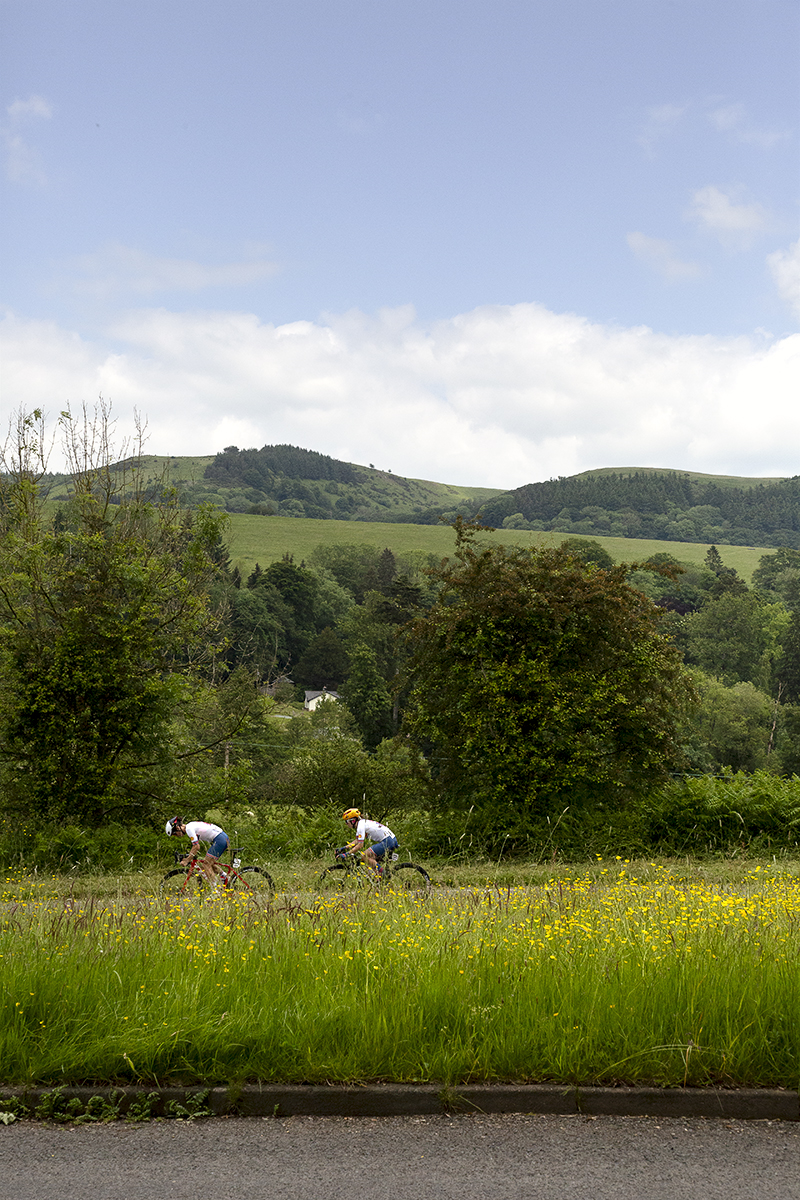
1 0 798 486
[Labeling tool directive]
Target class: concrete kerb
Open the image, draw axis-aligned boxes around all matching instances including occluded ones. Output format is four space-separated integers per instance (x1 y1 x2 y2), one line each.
1 1084 798 1122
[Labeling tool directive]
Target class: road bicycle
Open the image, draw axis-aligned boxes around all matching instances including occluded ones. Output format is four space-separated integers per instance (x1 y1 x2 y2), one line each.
161 847 274 896
318 845 431 892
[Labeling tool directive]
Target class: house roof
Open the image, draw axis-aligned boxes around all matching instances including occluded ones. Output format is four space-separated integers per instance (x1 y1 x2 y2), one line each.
304 689 341 702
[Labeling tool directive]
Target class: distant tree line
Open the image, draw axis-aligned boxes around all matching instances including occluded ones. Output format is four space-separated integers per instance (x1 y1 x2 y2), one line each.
206 444 360 489
477 471 800 548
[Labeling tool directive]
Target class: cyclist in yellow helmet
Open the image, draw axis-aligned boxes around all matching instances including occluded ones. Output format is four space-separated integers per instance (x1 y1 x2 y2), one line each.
342 807 398 875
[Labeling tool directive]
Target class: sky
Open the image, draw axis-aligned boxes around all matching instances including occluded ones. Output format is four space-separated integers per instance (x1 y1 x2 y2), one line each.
1 0 798 487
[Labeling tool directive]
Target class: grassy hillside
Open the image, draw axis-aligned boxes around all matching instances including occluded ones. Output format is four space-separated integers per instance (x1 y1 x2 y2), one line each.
169 447 502 522
227 513 770 583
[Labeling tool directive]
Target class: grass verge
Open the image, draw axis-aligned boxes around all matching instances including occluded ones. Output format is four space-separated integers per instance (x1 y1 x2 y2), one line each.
2 859 799 1091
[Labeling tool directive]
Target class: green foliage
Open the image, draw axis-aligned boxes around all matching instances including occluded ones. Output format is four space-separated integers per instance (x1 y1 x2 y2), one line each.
309 543 391 602
682 592 787 689
774 703 800 775
0 408 229 827
166 671 285 814
401 524 695 842
293 626 349 690
166 1090 212 1120
681 672 774 773
225 583 288 679
643 772 800 855
777 611 800 703
226 512 768 589
752 547 800 608
33 1087 123 1124
559 536 615 568
265 702 422 818
207 444 359 487
0 1096 29 1119
339 643 393 749
626 556 716 615
0 816 171 872
238 557 353 679
126 1092 161 1122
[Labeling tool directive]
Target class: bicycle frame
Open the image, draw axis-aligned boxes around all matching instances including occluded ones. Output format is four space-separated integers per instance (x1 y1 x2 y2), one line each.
323 846 430 891
162 848 274 896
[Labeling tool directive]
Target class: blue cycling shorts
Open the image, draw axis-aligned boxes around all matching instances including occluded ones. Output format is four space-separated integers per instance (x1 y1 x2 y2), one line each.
206 832 229 859
372 834 398 860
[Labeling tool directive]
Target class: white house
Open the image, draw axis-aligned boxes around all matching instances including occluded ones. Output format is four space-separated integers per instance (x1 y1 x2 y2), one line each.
303 689 341 712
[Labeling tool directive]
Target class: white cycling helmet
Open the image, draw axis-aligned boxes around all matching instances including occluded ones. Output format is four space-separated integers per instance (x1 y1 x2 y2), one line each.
165 816 181 836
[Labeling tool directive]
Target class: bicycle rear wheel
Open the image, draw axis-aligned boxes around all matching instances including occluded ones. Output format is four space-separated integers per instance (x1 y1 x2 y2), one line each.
387 862 431 891
227 865 274 895
161 868 204 896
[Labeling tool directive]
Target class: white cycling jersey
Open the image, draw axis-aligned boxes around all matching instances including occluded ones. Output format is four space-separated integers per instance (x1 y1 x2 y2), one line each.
356 818 395 844
184 821 225 845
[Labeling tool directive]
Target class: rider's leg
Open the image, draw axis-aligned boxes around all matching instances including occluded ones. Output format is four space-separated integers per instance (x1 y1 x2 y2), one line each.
203 833 229 886
369 835 397 875
200 852 220 886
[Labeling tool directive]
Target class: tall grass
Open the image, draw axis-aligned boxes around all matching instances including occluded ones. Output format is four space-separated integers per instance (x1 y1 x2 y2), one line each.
2 863 799 1089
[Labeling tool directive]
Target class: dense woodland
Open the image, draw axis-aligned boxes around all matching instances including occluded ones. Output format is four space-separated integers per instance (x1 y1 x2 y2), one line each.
478 471 800 547
4 414 800 867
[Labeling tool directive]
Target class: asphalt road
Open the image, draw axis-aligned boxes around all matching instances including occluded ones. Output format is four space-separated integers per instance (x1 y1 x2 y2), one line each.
1 1113 799 1200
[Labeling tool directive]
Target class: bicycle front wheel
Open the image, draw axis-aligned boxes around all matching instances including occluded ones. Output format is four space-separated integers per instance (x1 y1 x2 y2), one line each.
317 863 351 891
387 862 431 892
161 868 204 896
317 863 375 892
227 865 274 895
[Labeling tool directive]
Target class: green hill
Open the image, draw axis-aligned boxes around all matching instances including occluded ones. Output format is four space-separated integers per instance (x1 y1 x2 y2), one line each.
37 445 800 553
163 444 501 523
478 468 800 549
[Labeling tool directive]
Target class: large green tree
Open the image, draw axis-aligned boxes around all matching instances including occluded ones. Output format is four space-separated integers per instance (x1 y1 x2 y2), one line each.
0 408 228 826
681 671 773 774
683 591 788 690
400 524 694 834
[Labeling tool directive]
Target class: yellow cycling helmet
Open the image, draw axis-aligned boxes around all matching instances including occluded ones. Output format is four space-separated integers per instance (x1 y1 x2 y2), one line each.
342 807 361 821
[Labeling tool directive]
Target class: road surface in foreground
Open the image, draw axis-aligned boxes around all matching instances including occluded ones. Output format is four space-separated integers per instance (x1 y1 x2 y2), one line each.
1 1112 798 1200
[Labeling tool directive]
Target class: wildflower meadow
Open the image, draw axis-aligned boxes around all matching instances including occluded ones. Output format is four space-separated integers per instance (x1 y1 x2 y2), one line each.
2 860 799 1090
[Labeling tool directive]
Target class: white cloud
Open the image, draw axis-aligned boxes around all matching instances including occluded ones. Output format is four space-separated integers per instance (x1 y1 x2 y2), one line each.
689 185 771 248
626 233 701 281
708 102 790 149
1 303 798 487
3 93 53 185
7 95 53 121
768 240 800 321
64 243 280 299
636 102 688 156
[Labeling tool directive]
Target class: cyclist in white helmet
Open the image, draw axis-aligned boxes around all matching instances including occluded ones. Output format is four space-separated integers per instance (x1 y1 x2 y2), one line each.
342 807 398 875
165 817 229 887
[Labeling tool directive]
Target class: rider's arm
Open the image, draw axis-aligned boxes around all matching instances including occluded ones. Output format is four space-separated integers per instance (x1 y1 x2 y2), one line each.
347 837 364 854
182 839 201 864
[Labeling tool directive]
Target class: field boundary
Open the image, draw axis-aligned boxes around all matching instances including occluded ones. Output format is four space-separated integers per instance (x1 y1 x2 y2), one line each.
2 1083 797 1122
